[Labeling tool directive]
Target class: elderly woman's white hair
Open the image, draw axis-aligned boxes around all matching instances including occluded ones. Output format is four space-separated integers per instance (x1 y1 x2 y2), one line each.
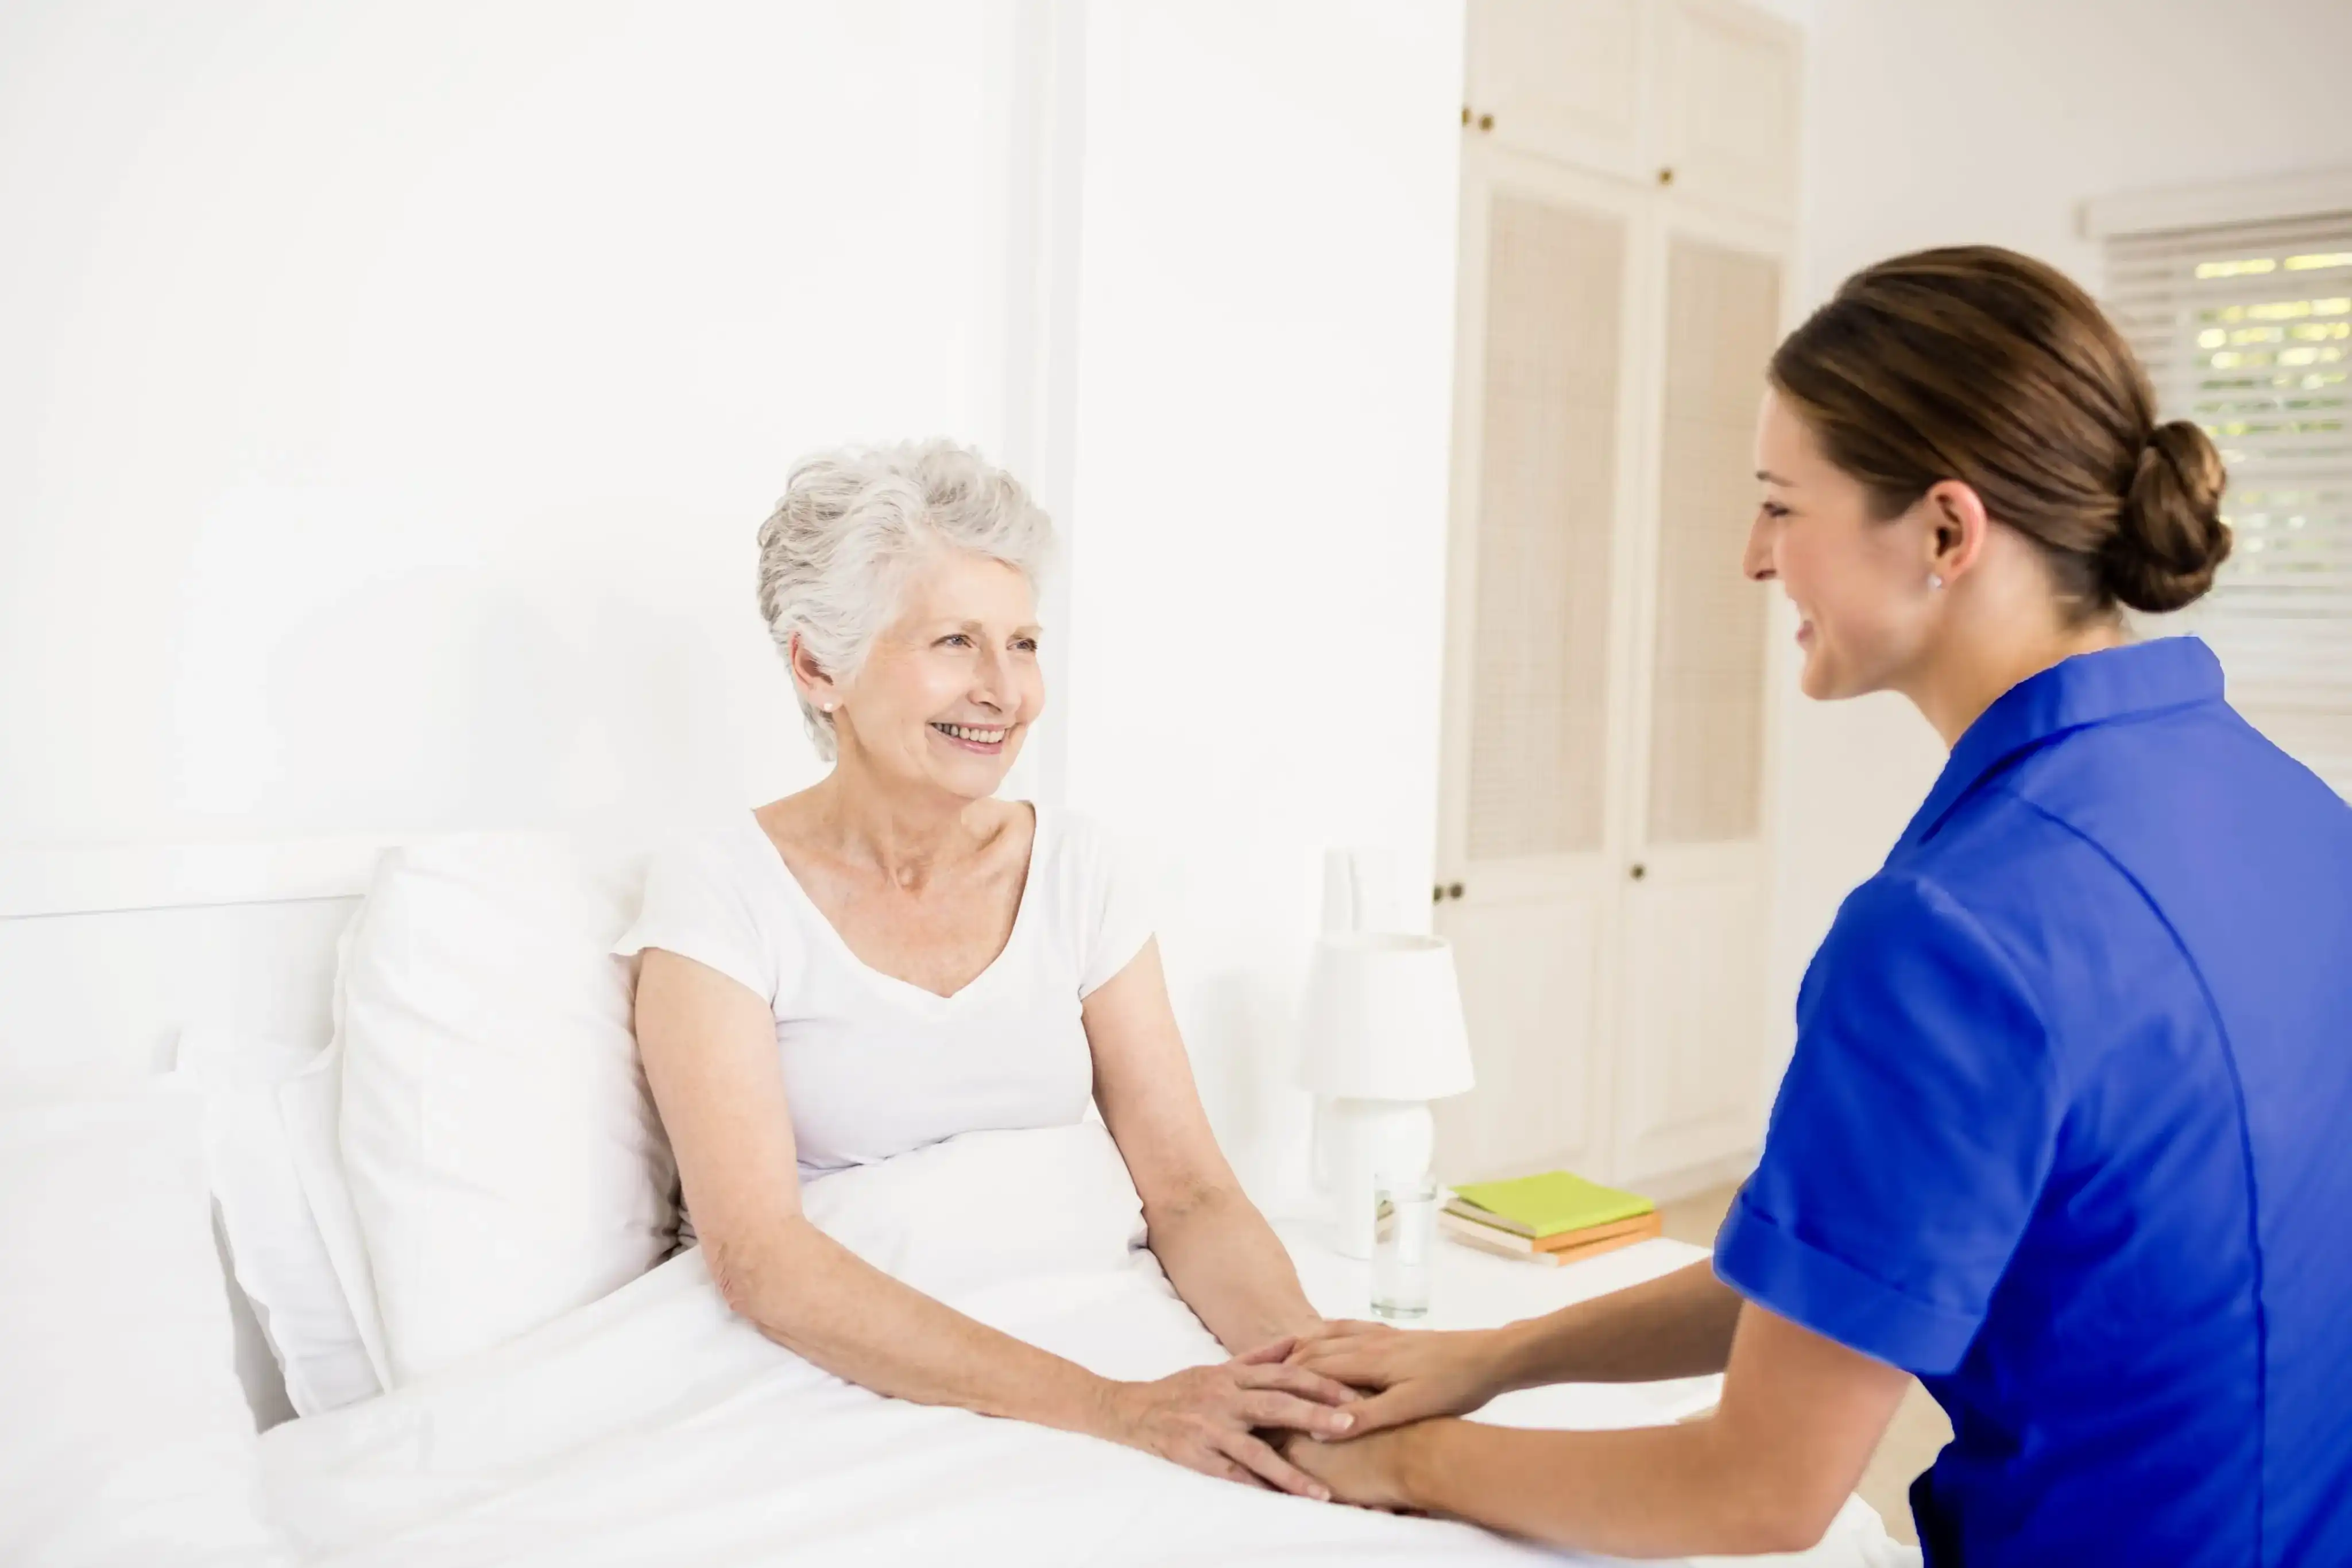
756 439 1055 760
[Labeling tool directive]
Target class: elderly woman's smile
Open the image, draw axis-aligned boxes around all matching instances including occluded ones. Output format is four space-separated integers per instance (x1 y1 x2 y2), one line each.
932 722 1009 752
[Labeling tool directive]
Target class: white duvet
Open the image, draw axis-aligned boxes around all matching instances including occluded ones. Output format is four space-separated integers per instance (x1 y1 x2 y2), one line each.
261 1124 1908 1567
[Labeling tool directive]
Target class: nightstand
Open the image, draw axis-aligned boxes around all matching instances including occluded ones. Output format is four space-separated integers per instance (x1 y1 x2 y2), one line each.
1275 1217 1722 1431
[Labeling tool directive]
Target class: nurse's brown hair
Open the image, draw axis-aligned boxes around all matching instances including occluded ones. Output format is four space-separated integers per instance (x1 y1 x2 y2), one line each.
1769 245 2231 617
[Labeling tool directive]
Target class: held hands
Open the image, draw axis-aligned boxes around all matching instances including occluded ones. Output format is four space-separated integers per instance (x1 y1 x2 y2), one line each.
1284 1319 1508 1434
1100 1338 1359 1499
1104 1321 1501 1508
1270 1319 1510 1512
1267 1319 1504 1512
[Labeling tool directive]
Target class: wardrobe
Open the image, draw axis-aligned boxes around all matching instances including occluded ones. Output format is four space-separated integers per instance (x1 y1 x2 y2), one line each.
1430 0 1803 1197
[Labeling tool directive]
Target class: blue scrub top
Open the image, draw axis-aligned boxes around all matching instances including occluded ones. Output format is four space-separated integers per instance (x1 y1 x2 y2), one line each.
1716 637 2352 1566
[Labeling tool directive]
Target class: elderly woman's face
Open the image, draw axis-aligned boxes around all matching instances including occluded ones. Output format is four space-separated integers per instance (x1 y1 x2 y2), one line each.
838 547 1043 797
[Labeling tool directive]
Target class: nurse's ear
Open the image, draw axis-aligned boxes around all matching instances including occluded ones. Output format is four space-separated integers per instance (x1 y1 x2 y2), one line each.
1920 479 1992 591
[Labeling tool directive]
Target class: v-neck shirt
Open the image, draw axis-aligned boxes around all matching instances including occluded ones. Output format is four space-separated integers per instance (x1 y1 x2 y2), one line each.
615 804 1152 1183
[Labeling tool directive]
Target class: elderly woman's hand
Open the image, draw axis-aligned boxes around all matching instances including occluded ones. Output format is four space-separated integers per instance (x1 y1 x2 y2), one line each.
1100 1338 1359 1499
1285 1320 1511 1434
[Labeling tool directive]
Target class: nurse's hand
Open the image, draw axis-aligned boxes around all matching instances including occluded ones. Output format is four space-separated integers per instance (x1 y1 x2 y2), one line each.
1278 1423 1430 1513
1286 1321 1510 1434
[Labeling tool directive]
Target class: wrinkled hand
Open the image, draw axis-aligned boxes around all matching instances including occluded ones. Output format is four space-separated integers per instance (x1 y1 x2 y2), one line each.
1286 1320 1507 1434
1278 1424 1425 1512
1102 1338 1359 1499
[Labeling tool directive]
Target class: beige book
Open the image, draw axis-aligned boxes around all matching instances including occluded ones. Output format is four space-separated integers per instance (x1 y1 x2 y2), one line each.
1440 1212 1567 1265
1438 1210 1664 1268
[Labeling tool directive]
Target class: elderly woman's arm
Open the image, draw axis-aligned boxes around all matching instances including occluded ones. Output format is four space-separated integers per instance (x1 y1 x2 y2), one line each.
634 948 1355 1497
1084 940 1325 1354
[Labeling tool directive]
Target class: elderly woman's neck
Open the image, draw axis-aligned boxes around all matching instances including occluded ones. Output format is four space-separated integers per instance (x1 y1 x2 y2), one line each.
803 766 997 885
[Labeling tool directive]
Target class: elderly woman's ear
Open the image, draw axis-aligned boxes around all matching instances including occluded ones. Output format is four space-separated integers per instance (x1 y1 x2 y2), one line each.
787 634 838 715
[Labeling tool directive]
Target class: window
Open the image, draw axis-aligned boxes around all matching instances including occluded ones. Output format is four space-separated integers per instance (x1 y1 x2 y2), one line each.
2104 209 2352 799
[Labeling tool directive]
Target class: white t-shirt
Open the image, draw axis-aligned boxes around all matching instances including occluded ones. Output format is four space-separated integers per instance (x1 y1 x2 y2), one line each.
614 804 1152 1184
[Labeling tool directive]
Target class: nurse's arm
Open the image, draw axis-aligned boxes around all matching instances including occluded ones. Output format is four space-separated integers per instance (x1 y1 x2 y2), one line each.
1291 1300 1910 1558
1287 1260 1742 1434
1491 1258 1744 1383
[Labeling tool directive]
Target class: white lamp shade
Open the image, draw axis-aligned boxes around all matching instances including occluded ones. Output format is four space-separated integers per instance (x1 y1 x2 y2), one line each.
1297 933 1475 1102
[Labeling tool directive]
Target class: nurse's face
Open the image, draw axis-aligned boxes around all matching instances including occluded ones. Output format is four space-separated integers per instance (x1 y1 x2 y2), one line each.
1743 389 1943 702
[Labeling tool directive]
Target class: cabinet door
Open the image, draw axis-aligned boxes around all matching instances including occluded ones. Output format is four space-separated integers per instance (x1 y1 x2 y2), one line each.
1464 0 1653 184
1615 874 1770 1182
1657 0 1801 223
1432 152 1646 1185
1611 223 1785 1187
1437 893 1607 1183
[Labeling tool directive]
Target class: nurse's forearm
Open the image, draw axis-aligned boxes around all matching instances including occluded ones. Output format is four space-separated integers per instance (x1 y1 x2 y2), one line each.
1386 1296 1902 1556
1492 1260 1742 1389
1146 1183 1322 1353
1390 1416 1819 1558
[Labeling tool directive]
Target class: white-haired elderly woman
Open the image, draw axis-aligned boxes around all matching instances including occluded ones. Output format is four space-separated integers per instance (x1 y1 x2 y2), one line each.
616 440 1355 1500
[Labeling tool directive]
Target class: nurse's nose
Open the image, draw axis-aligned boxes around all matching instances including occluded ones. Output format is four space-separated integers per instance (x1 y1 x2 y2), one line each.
1742 509 1778 583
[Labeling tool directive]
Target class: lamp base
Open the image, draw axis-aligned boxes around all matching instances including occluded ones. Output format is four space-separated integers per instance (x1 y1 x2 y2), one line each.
1318 1098 1435 1260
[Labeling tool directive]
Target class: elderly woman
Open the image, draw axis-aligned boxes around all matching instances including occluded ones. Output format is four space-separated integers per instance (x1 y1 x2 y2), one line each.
617 440 1353 1499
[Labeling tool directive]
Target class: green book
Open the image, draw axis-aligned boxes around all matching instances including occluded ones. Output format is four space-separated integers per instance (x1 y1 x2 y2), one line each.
1449 1171 1655 1241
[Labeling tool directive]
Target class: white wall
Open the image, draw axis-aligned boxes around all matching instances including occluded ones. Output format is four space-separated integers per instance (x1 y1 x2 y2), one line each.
1 0 1468 1199
1063 2 1465 1197
1767 0 2352 1075
0 1 1013 847
25 0 2337 1194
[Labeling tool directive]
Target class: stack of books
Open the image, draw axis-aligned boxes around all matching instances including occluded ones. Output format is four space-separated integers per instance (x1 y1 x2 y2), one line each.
1440 1170 1661 1267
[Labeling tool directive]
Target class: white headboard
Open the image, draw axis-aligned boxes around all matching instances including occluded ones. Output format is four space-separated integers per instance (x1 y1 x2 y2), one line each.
0 837 397 1428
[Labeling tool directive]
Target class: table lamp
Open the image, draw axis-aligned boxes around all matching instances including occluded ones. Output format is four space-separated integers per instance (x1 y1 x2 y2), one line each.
1297 932 1476 1258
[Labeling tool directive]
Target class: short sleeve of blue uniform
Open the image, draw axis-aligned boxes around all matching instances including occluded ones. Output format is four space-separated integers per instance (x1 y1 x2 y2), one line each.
1715 873 2063 1376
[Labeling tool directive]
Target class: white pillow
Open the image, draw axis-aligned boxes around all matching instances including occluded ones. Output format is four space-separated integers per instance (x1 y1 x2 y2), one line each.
337 834 676 1385
0 1084 296 1566
176 1027 389 1415
283 1042 394 1389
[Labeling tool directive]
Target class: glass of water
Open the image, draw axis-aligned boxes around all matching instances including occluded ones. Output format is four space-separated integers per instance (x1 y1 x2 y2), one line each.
1370 1171 1439 1322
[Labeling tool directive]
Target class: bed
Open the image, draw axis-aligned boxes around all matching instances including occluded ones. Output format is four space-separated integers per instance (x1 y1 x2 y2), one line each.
0 837 1909 1567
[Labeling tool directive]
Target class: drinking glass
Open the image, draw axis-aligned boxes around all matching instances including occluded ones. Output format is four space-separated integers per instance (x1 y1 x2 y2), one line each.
1370 1171 1438 1321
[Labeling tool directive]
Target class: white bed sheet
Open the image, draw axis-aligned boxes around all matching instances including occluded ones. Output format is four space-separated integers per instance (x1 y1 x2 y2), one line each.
260 1125 1907 1567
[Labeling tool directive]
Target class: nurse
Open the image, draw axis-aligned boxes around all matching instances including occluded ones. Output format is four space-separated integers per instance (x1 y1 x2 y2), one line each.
1278 246 2352 1564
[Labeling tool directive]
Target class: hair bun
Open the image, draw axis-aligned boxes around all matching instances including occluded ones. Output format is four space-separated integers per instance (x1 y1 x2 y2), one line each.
2103 420 2231 614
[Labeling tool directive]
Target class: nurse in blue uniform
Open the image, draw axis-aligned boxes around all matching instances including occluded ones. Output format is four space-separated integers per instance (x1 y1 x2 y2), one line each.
1277 246 2352 1565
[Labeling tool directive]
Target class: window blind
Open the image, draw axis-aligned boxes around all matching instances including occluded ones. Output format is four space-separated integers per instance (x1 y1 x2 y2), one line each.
2106 212 2352 799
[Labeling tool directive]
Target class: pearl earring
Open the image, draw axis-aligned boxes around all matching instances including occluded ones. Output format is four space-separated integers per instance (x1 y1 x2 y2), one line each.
822 701 835 713
1928 573 1945 591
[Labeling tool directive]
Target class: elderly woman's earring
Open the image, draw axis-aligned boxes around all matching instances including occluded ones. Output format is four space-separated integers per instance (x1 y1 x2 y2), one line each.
822 700 836 713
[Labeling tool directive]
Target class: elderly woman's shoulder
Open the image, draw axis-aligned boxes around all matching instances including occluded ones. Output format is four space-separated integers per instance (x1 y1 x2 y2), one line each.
1032 800 1104 845
634 811 774 892
1031 803 1143 887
